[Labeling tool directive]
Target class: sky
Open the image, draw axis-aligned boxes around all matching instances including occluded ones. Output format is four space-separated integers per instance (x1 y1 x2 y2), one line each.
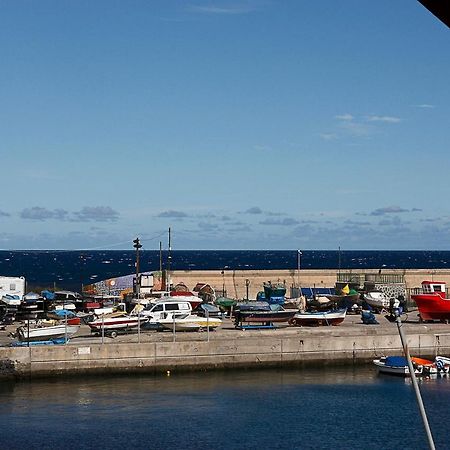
0 0 449 251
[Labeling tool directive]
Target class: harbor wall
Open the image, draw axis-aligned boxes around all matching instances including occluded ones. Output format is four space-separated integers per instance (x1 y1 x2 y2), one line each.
2 328 450 379
169 269 450 299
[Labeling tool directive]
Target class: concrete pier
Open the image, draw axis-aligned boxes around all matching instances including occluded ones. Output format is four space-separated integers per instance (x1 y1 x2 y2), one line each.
2 316 450 379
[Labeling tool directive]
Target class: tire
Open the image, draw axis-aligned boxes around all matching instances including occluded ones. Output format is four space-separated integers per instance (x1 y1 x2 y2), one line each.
110 331 118 339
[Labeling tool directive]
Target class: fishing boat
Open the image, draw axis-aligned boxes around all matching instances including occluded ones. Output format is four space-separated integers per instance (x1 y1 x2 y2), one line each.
158 312 222 332
88 312 148 336
363 291 390 310
233 302 296 327
411 281 450 322
15 323 80 342
289 308 347 327
373 356 446 376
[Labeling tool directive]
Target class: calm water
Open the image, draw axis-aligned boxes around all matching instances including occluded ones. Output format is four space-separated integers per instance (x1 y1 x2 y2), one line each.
1 250 450 291
1 367 450 449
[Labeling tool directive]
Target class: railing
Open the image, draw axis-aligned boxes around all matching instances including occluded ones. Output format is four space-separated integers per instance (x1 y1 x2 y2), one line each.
337 272 405 286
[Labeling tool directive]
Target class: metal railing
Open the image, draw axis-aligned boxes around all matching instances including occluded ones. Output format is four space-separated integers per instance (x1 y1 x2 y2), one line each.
337 272 405 286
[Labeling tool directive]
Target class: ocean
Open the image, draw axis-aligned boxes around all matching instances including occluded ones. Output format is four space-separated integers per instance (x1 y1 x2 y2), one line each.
1 250 450 291
0 366 449 449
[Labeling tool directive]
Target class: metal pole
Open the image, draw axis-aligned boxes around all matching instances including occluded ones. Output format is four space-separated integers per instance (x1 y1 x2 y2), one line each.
206 309 210 342
395 313 435 450
101 314 105 344
64 311 68 344
167 227 172 292
159 241 163 273
138 310 141 344
172 313 176 343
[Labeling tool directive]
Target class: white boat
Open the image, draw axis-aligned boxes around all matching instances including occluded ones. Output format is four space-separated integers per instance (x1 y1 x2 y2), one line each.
373 356 446 376
16 323 80 342
364 291 390 310
289 308 347 327
88 312 148 335
158 312 222 332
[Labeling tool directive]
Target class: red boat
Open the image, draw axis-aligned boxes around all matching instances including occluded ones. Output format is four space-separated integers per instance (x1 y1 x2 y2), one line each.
412 281 450 322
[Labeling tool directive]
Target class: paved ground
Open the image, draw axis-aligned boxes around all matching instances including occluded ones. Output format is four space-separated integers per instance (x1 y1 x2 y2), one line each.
1 308 449 347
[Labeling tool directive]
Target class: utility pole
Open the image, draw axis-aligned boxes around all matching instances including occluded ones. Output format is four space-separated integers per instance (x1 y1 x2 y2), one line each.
133 237 142 297
166 227 172 292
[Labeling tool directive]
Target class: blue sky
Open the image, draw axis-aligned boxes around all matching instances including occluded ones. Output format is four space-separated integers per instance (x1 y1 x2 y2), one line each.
1 0 449 250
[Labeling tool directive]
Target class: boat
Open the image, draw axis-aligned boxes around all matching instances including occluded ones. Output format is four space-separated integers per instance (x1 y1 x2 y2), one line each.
15 323 80 342
88 312 148 336
289 308 347 327
373 356 446 376
158 312 222 332
256 282 287 305
363 291 390 310
411 281 450 322
233 302 296 327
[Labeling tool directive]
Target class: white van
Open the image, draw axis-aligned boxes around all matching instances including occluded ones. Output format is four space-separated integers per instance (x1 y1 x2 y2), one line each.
141 299 192 328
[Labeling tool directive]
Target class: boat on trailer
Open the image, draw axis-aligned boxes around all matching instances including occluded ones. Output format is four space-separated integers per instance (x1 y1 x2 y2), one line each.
289 308 347 327
234 302 296 328
158 312 222 332
16 323 80 342
88 312 148 337
411 281 450 322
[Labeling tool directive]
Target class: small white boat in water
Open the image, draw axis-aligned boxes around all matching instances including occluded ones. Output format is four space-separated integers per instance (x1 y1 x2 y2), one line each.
16 323 80 342
373 356 448 376
364 291 390 310
158 312 222 332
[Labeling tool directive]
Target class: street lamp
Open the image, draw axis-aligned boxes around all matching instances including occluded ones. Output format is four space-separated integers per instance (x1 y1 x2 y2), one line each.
221 270 225 297
245 279 250 301
297 250 302 288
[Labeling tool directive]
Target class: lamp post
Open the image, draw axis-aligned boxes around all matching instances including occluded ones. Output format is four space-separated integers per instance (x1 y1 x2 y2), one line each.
297 250 302 288
133 237 142 297
221 270 225 297
245 279 250 301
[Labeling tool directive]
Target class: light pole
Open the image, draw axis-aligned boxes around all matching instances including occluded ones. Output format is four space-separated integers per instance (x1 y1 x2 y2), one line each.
297 250 302 289
133 237 142 297
245 279 250 301
221 270 225 297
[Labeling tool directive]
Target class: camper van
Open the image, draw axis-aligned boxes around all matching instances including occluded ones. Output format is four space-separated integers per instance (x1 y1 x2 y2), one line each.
141 299 192 328
0 276 25 299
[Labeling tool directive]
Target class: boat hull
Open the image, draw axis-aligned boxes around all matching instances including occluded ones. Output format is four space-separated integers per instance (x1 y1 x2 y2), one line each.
289 309 347 327
411 293 450 321
159 316 221 332
235 310 296 323
17 324 80 342
88 316 147 332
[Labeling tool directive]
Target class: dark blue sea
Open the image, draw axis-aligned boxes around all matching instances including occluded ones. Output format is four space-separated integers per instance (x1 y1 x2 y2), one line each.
1 250 450 291
1 366 449 449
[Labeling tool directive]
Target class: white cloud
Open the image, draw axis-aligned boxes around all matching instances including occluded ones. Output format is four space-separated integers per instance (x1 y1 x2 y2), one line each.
413 104 435 109
335 113 354 121
366 115 401 123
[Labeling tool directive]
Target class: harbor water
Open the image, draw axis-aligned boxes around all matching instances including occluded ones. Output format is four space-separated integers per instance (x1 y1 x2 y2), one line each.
1 367 450 449
1 249 450 291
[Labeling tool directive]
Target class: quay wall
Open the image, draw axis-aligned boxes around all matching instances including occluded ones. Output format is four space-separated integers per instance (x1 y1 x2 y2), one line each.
2 328 450 379
168 269 450 299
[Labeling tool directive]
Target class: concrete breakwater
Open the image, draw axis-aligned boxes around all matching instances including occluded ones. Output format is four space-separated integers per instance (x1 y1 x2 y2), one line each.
168 268 450 299
2 320 450 379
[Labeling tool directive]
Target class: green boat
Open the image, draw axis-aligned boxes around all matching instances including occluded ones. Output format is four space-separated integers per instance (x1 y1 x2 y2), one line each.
215 296 237 310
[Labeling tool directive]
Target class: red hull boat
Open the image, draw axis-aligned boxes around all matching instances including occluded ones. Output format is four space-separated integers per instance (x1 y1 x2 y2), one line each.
411 281 450 322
